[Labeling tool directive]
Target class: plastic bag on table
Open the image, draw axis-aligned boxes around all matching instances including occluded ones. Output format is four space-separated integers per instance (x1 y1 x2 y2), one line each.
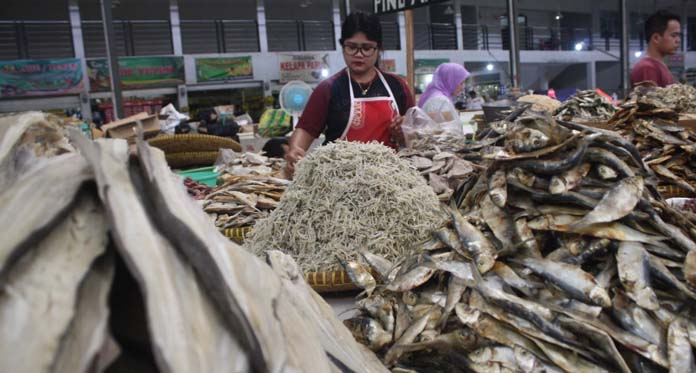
401 106 464 149
159 103 189 134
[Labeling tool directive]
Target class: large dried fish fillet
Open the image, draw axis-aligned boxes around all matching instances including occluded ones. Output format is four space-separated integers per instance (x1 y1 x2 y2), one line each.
70 134 250 373
0 112 45 189
136 136 389 372
0 193 108 372
0 153 91 282
52 255 115 373
266 251 391 373
137 137 312 372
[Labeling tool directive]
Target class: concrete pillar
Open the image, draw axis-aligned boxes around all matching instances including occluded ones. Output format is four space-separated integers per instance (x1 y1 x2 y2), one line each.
454 0 464 51
587 61 597 89
169 0 183 55
68 0 92 122
257 0 269 53
333 0 342 51
398 11 408 75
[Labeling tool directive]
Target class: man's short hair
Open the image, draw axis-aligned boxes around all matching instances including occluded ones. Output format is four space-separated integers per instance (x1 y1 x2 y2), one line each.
644 10 681 43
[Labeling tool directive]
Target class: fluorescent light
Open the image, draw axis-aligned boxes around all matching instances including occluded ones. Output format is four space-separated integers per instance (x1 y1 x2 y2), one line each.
634 51 642 58
555 15 561 20
486 63 494 71
321 68 329 78
574 42 584 51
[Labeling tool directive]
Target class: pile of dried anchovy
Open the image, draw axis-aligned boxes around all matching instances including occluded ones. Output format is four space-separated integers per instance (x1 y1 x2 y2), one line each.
342 113 696 372
246 141 445 273
554 90 617 122
203 176 289 230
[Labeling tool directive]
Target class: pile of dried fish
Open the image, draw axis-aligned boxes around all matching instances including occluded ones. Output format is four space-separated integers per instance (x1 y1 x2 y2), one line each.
0 112 388 373
398 148 480 203
554 90 617 122
343 113 696 372
518 94 561 113
614 118 695 195
203 176 289 230
405 126 472 153
627 83 696 114
214 148 285 183
247 141 446 273
609 87 696 195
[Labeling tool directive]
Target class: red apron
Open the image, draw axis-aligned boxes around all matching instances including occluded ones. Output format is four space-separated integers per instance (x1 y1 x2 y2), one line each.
340 69 400 149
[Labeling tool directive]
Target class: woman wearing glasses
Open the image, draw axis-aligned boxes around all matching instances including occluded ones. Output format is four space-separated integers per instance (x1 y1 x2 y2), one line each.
284 11 415 177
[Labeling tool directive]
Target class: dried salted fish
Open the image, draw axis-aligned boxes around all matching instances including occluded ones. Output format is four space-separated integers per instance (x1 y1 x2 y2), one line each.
345 112 696 372
52 255 115 373
137 135 393 372
0 153 92 282
0 194 108 373
70 135 254 373
204 176 288 230
554 90 618 122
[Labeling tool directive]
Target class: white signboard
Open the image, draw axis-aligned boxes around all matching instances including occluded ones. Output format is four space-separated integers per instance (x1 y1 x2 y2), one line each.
279 54 330 84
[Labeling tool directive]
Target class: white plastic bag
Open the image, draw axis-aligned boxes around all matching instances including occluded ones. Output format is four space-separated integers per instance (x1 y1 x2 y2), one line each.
401 107 464 149
159 103 189 134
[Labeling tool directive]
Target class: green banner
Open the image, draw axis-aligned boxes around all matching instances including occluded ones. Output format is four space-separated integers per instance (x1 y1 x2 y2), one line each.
87 56 185 91
196 56 253 82
415 58 450 74
0 58 83 98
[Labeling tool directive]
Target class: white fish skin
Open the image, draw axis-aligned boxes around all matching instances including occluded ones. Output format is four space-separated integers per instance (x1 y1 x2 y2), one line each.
0 153 92 282
616 242 660 311
668 318 696 373
518 257 611 308
570 176 644 230
0 194 108 373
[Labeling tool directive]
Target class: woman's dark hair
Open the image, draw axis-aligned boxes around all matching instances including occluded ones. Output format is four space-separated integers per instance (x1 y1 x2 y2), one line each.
644 10 680 43
339 11 382 48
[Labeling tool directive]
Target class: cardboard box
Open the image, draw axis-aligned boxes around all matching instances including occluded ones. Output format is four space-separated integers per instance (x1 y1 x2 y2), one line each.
102 112 160 141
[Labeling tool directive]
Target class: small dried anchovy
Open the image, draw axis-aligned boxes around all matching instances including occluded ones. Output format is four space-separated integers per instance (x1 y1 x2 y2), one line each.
246 141 446 273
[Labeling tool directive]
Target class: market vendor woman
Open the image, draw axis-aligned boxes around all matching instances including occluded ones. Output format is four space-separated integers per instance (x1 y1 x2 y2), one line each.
284 11 415 176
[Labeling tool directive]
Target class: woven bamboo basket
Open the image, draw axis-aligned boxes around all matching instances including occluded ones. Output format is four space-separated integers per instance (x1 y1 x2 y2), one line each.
657 185 695 199
148 134 242 153
165 151 219 168
223 225 364 293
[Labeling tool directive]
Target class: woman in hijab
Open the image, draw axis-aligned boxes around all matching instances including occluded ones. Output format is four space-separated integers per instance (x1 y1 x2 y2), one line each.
418 63 470 124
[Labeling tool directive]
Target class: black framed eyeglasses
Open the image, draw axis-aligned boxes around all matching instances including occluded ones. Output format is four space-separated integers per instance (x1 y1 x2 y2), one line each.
343 43 378 57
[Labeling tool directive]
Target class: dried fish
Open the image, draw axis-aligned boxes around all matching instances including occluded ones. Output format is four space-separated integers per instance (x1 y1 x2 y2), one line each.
554 90 618 122
0 194 108 373
249 141 445 272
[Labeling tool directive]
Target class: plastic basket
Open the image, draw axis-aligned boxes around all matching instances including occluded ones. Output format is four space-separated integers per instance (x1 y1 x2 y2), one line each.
177 166 219 187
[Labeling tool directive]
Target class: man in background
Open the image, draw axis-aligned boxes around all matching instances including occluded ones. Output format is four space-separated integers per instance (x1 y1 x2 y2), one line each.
630 10 681 88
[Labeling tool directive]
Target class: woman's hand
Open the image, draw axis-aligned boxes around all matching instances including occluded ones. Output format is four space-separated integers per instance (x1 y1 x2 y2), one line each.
388 115 405 146
283 145 306 179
